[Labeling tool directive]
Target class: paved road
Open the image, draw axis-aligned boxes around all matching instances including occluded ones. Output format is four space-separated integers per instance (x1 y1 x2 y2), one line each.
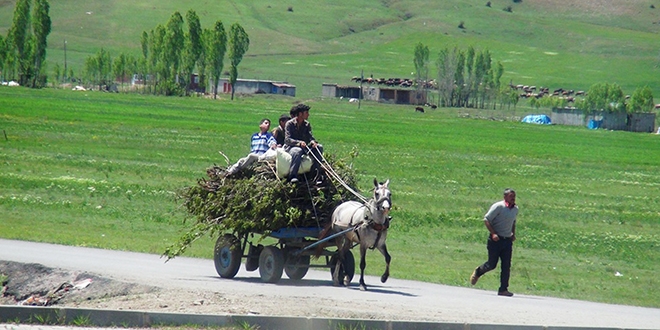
1 238 659 329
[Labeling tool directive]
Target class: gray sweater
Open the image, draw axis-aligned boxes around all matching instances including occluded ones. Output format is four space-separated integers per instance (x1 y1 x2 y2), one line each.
484 201 518 238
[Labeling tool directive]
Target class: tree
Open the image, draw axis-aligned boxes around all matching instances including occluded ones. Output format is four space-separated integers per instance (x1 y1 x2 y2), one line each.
149 25 166 93
196 28 212 95
413 42 429 104
30 0 51 88
0 35 6 82
583 82 626 112
113 52 128 89
208 20 227 99
183 9 203 94
7 0 31 85
228 23 250 100
436 47 460 107
163 11 184 95
52 62 60 87
627 86 654 113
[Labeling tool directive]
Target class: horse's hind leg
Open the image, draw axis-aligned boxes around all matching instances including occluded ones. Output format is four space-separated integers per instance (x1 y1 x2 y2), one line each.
378 243 391 283
332 237 349 287
359 244 368 291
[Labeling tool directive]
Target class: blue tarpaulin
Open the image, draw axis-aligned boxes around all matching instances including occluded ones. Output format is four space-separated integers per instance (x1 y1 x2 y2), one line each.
521 114 551 125
587 119 602 129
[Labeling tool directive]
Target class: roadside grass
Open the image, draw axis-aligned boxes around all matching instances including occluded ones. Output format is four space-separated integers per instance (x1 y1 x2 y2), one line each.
0 87 659 308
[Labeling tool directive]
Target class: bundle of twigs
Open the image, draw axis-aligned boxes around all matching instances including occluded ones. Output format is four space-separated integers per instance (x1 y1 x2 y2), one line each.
163 152 358 260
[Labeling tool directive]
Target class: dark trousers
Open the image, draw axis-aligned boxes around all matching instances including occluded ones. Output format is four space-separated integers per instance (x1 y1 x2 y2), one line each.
287 145 323 180
476 236 513 292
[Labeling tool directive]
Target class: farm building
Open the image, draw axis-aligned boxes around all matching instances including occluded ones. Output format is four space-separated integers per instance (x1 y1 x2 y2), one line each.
322 83 427 105
550 108 656 133
211 78 296 96
322 83 361 99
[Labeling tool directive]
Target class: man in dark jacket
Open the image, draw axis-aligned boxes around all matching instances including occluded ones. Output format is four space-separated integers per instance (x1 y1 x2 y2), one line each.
284 103 323 183
272 113 290 147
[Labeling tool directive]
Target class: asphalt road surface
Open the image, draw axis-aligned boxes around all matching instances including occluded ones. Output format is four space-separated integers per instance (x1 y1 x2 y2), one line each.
1 239 659 329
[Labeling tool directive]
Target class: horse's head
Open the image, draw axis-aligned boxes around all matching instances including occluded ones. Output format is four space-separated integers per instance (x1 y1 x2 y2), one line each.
373 178 391 214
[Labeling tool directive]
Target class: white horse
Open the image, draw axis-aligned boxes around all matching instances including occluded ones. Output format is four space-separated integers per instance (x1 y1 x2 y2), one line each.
331 178 391 291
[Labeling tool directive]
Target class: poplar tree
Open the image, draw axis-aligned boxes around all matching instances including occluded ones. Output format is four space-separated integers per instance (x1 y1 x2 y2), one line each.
163 11 184 94
208 20 227 99
183 9 203 94
113 52 128 89
196 28 211 94
149 25 166 93
0 35 6 82
7 0 31 85
413 42 429 104
30 0 50 87
228 23 249 100
436 47 459 107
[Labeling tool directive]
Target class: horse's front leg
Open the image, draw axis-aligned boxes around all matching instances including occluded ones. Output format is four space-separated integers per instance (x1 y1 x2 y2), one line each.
359 244 368 291
378 243 391 283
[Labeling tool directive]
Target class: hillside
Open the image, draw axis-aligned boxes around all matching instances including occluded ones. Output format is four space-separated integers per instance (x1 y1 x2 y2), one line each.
1 0 660 98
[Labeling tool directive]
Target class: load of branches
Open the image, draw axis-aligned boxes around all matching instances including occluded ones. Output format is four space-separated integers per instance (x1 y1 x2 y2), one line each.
163 151 359 260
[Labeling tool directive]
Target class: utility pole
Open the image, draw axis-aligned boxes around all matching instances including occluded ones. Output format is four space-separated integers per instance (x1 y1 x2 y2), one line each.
358 69 363 109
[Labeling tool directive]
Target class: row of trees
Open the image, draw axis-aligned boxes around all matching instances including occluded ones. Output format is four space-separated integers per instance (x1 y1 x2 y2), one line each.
80 9 249 99
528 83 655 113
414 44 655 113
414 43 506 109
1 0 51 88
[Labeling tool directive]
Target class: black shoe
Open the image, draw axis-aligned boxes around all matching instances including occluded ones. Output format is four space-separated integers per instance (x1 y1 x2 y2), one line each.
290 178 299 183
498 290 514 297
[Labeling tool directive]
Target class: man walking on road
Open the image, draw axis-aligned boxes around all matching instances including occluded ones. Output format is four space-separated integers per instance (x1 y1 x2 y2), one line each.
470 188 518 297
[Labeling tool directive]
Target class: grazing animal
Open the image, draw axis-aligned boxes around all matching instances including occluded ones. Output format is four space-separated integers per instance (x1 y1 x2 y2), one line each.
330 178 392 291
415 106 425 113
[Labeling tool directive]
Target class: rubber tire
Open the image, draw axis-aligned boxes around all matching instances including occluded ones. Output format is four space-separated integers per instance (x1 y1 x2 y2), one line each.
284 255 311 280
259 246 284 283
329 250 355 284
213 234 242 279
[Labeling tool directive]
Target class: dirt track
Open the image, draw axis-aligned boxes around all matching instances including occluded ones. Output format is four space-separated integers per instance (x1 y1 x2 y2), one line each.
1 239 659 329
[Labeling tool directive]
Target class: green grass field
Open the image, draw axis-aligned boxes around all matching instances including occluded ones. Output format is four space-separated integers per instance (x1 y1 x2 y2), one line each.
2 0 660 98
1 87 658 308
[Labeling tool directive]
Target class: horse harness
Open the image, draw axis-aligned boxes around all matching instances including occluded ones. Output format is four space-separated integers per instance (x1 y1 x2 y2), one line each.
349 199 391 249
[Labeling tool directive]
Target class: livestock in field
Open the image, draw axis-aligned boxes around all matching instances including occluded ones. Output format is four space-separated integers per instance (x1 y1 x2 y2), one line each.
415 106 425 113
329 178 392 291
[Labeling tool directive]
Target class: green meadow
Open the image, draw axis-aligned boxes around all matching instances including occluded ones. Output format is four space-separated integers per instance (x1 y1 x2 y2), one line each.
2 0 660 98
1 87 659 308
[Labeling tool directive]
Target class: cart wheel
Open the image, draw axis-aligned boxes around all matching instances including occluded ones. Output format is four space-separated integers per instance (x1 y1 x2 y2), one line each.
245 244 262 272
259 246 284 283
284 255 310 280
330 250 355 285
214 234 242 279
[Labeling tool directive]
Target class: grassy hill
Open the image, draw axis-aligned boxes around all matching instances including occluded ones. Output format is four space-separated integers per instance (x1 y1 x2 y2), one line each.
2 0 660 98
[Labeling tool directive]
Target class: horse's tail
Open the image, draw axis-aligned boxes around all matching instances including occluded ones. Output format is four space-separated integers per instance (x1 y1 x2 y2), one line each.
314 222 334 258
